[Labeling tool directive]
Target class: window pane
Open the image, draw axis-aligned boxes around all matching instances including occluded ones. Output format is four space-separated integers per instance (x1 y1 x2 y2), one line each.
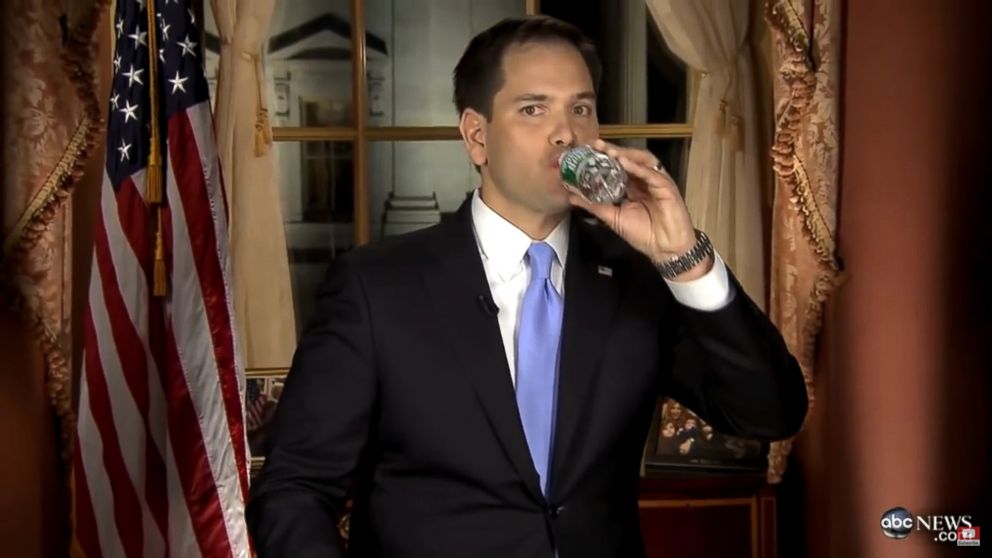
364 0 528 126
204 2 356 126
541 0 688 125
368 140 477 241
274 141 355 331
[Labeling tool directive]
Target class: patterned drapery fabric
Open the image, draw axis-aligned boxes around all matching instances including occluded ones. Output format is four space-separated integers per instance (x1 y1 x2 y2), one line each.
765 0 842 483
1 0 110 465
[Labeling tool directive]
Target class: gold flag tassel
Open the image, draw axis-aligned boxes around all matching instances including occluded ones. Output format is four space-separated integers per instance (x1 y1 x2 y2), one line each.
146 1 167 296
154 207 167 297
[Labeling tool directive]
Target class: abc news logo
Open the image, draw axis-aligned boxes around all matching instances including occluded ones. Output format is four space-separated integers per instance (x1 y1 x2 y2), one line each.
880 507 981 546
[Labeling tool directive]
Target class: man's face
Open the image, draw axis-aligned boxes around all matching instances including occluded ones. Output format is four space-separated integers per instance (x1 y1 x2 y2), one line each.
464 40 599 219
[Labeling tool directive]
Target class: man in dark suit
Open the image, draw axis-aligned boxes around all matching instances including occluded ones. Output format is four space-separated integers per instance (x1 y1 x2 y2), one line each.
247 16 807 558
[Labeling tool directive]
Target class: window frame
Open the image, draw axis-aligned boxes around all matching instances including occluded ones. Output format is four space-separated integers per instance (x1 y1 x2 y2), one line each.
250 0 693 378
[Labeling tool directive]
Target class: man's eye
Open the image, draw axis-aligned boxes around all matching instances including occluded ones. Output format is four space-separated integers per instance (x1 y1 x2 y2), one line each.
574 105 592 116
521 105 541 116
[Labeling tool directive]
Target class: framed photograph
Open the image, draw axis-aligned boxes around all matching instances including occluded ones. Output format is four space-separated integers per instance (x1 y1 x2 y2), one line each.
245 373 287 470
643 397 768 474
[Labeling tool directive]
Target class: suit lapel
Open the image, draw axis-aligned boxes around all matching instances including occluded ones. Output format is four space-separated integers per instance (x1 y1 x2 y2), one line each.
550 217 624 496
420 200 545 503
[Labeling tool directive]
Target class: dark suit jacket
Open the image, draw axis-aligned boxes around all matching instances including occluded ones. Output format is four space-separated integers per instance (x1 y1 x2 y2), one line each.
246 199 808 558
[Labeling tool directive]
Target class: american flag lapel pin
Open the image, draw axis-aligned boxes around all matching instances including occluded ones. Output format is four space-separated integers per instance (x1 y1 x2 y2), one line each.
597 265 613 277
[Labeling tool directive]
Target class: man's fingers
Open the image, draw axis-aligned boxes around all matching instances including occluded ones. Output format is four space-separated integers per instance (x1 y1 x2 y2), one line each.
617 156 680 201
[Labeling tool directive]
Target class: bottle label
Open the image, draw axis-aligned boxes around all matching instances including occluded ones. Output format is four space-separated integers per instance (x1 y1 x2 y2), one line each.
559 146 595 187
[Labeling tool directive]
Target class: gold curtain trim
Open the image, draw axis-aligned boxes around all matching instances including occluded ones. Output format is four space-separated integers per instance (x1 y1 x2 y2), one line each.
763 0 842 483
2 118 90 261
0 0 113 472
0 116 91 468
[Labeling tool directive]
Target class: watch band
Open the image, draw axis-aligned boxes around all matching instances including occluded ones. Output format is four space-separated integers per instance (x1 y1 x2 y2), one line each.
655 229 714 280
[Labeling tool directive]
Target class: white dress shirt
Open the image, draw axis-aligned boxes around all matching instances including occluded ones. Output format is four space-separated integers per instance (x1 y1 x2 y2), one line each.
469 189 732 386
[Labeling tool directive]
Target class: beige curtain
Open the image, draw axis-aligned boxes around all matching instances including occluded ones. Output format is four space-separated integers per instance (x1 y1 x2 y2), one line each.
1 0 109 467
646 0 767 309
764 0 841 483
211 0 296 370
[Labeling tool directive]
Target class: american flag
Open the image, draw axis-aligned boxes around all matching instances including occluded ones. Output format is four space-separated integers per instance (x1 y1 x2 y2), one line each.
72 1 250 557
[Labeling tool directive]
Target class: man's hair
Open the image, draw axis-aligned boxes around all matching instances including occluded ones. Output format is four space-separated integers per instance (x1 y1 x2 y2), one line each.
452 16 602 121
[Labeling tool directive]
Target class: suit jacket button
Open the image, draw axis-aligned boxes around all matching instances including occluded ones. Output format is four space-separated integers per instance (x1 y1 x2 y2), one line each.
547 505 563 518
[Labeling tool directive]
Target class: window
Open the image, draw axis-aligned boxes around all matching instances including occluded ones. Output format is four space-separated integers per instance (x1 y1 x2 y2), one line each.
300 102 354 222
541 0 688 125
206 0 692 378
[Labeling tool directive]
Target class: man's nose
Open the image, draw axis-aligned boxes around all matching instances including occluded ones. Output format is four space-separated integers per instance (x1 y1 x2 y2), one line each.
550 116 577 148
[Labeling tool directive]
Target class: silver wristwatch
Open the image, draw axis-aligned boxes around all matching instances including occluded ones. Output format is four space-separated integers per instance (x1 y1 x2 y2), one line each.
655 229 714 280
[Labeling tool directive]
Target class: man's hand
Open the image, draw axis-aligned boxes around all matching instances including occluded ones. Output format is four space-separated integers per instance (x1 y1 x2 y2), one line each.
567 139 713 281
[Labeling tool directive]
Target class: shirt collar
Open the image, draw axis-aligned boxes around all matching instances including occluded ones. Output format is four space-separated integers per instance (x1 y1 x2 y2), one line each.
470 188 570 282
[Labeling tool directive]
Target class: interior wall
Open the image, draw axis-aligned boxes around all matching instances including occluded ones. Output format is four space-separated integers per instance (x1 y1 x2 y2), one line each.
790 0 992 556
0 311 63 557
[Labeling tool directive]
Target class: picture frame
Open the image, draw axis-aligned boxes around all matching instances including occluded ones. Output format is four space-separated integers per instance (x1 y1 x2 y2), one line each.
643 397 768 475
245 369 289 478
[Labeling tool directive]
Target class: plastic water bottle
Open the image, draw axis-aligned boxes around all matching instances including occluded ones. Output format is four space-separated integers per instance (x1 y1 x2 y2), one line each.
558 145 628 204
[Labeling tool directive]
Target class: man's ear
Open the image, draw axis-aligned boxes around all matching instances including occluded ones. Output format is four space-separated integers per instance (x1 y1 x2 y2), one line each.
458 109 487 168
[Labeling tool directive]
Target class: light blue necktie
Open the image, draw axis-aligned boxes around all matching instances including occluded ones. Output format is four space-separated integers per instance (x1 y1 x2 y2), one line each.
516 242 564 496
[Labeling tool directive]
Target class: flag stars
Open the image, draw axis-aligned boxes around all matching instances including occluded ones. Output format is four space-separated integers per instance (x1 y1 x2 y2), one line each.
117 139 132 162
119 100 139 123
128 28 148 49
168 71 189 94
103 6 212 190
178 35 197 58
123 64 144 87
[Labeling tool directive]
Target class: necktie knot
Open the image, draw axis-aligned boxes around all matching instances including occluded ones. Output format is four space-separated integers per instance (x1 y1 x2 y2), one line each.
527 242 556 282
